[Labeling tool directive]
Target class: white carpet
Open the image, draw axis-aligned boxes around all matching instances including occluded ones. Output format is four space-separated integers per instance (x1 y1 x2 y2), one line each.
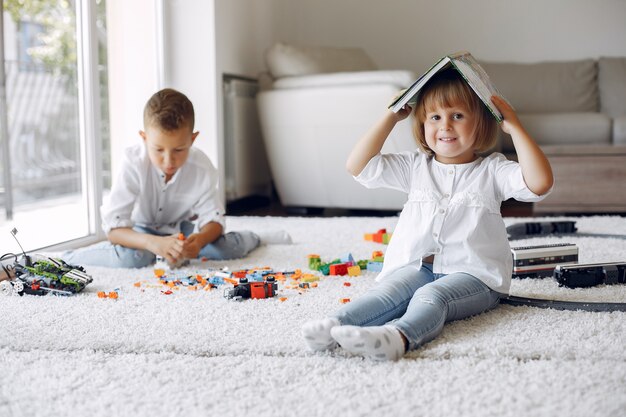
1 215 625 417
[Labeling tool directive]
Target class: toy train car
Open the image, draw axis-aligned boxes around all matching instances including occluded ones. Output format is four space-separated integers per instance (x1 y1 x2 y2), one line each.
554 261 626 288
511 243 578 278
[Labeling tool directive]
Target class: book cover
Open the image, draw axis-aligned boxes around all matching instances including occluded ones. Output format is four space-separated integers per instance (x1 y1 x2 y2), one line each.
388 51 504 122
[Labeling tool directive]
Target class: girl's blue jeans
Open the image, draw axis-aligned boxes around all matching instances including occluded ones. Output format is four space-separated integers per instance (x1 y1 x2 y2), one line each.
331 263 502 351
62 222 260 268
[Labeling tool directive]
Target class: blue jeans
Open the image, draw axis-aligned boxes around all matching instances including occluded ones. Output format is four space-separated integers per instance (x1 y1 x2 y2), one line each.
331 263 502 351
62 222 260 268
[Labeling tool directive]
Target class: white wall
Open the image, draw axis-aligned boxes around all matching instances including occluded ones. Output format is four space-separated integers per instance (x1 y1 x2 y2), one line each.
265 0 626 74
161 0 217 165
106 0 159 177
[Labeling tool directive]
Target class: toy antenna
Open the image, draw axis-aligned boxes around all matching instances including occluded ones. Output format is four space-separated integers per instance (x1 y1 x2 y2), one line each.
10 228 26 257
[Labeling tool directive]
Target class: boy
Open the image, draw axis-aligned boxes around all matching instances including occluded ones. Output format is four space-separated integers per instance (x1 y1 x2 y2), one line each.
65 88 289 268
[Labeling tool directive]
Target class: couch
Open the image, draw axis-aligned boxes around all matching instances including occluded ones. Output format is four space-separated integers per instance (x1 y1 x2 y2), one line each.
257 43 418 212
482 57 626 213
257 42 626 213
481 58 626 152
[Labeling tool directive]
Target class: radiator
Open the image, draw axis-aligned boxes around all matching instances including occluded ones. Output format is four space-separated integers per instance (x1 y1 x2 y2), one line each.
223 75 272 202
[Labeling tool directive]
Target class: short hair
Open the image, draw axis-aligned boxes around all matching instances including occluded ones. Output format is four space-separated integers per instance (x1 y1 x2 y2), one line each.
412 68 498 156
143 88 195 132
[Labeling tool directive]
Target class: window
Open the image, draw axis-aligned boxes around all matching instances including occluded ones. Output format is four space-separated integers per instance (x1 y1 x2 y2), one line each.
0 0 110 252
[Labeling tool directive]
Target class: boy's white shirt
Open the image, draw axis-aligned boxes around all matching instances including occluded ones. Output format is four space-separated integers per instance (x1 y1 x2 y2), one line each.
101 144 225 235
355 151 551 294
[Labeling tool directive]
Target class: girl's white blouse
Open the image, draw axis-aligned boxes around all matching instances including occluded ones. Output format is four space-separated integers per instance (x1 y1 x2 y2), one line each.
355 151 550 294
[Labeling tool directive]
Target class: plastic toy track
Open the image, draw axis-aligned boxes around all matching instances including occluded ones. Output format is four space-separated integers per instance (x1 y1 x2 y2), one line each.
501 295 626 312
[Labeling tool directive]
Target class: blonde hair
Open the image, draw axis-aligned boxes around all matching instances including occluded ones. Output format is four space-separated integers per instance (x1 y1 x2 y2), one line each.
143 88 195 132
412 68 498 156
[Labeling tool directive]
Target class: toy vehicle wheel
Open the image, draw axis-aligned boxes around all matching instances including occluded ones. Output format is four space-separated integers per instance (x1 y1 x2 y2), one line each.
12 280 24 295
0 280 14 296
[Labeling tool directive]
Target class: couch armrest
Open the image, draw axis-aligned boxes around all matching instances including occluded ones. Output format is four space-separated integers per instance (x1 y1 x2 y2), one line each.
257 83 416 210
614 116 626 145
272 70 417 90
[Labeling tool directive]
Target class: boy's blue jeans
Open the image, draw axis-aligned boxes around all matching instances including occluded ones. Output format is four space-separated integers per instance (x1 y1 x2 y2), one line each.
331 263 502 351
62 222 260 268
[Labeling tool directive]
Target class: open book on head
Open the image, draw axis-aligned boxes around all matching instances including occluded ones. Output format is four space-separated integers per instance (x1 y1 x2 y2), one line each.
388 51 504 122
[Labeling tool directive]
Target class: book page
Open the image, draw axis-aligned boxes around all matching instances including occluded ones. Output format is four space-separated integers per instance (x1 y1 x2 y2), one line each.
452 54 503 121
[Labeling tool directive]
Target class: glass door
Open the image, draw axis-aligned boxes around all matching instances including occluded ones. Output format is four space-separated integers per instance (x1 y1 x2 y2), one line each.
0 0 110 252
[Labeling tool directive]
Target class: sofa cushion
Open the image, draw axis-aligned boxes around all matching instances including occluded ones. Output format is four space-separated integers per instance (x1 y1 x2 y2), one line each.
481 59 598 113
598 57 626 118
272 70 417 90
499 112 611 152
265 42 377 78
613 115 626 145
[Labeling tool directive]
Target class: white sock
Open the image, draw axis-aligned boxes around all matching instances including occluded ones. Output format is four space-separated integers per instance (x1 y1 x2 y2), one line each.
256 230 293 245
301 317 340 351
330 325 405 361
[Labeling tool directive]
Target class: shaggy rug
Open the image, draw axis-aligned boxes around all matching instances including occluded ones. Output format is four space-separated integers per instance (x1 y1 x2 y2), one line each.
1 215 625 417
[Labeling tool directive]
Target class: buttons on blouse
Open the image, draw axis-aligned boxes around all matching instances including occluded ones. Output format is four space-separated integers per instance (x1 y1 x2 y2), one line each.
439 209 445 214
448 169 454 175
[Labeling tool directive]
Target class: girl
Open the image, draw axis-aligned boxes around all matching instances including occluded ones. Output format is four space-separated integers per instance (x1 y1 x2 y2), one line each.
301 68 553 361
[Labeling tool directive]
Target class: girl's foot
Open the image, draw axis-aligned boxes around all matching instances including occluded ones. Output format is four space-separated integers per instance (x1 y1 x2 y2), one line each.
301 317 340 351
330 325 405 361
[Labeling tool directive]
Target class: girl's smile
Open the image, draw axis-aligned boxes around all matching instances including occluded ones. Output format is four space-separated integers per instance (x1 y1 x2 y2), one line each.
423 103 477 164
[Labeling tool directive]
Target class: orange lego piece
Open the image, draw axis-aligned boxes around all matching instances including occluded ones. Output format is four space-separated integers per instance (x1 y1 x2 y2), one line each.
311 282 318 288
154 268 165 277
134 282 142 287
279 297 288 302
178 233 185 240
97 291 106 298
108 292 118 299
340 298 351 304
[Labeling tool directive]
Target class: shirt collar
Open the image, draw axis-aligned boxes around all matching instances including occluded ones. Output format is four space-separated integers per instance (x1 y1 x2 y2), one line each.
431 155 483 172
154 166 182 187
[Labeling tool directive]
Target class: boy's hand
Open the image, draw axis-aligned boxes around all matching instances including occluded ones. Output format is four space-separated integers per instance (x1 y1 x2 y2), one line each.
181 234 203 259
491 95 522 135
150 234 184 264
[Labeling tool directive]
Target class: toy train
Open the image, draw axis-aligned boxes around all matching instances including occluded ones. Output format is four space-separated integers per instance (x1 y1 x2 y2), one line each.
511 243 578 278
554 261 626 288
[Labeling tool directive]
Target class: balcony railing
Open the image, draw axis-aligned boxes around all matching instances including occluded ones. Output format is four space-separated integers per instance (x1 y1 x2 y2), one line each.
1 60 82 218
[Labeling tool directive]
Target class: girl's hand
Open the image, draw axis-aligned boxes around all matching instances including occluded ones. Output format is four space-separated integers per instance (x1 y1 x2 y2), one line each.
389 89 413 122
393 104 413 122
491 95 522 135
150 234 184 264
